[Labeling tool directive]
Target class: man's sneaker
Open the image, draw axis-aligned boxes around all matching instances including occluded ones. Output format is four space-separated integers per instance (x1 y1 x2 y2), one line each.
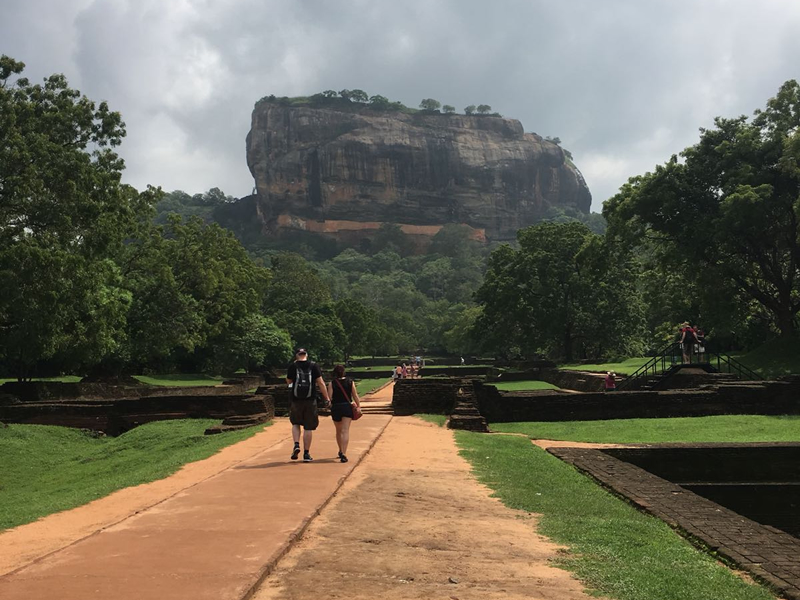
303 451 313 462
291 446 300 460
340 454 348 463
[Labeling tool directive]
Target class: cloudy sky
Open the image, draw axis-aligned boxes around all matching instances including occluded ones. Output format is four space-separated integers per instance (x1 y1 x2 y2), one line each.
3 0 799 212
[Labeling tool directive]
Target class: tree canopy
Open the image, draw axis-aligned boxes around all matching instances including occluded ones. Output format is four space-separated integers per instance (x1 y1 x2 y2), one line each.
605 79 800 339
0 56 159 378
474 222 645 361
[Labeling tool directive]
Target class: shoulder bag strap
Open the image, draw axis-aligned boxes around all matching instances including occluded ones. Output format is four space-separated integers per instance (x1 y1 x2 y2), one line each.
334 377 352 402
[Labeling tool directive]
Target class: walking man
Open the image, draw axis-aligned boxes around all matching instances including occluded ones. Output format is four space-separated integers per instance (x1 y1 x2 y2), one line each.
286 348 330 462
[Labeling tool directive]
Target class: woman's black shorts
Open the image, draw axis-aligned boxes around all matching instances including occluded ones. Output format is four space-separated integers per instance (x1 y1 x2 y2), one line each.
330 402 354 422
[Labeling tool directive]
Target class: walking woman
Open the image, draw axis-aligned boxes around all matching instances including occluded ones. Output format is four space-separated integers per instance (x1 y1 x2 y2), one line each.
327 365 362 463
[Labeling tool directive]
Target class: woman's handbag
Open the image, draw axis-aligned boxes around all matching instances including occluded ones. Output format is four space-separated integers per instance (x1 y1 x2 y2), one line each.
334 378 362 420
351 401 363 421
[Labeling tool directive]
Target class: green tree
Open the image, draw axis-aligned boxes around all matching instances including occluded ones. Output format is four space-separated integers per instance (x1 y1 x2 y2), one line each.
419 98 441 111
349 89 368 103
476 104 492 115
166 216 269 347
274 305 345 363
442 104 455 114
417 257 455 301
474 222 644 361
264 252 332 313
119 225 205 371
368 94 391 110
442 305 482 355
605 80 800 338
212 314 293 373
334 299 378 361
370 223 414 256
0 56 158 379
464 105 476 115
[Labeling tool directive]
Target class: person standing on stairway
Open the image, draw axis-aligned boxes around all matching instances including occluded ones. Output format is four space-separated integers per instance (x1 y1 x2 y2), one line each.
679 322 698 364
286 348 330 462
326 364 362 463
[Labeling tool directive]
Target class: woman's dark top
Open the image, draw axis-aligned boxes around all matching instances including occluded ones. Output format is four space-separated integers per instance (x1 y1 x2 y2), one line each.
331 377 354 404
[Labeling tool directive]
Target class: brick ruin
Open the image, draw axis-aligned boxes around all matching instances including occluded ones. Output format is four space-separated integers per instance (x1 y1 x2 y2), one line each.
0 378 275 436
553 444 800 600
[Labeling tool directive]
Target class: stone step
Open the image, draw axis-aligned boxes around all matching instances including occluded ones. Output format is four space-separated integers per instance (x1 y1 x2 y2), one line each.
447 415 489 432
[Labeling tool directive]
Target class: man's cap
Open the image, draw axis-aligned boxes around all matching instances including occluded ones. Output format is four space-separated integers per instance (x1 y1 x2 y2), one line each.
295 348 307 355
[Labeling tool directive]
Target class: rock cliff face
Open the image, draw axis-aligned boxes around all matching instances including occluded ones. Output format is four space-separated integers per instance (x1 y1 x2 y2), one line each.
246 102 591 245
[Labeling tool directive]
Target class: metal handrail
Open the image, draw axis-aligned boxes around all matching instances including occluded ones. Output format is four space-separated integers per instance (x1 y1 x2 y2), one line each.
706 351 763 380
616 342 681 390
617 340 763 390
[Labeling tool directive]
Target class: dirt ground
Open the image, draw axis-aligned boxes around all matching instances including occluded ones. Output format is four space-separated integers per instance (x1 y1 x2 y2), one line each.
253 417 593 600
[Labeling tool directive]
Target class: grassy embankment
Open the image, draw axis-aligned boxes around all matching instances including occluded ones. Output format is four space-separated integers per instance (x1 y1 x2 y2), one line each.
559 356 651 375
0 374 224 386
416 414 447 427
355 378 392 396
491 414 800 443
737 336 800 378
557 337 800 379
456 431 778 600
493 380 560 391
0 420 267 531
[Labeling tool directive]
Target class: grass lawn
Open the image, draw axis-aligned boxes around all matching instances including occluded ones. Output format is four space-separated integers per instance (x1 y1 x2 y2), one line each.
355 378 392 396
347 365 398 374
490 414 800 443
559 356 651 375
416 414 447 427
493 380 560 391
0 374 226 387
0 376 83 384
738 336 800 379
456 432 776 600
134 374 224 387
0 420 267 531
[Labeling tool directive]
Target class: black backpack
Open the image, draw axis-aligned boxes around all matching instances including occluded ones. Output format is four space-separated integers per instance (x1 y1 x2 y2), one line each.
293 361 314 399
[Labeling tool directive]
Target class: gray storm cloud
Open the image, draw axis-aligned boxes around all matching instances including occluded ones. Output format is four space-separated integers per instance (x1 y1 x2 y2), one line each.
2 0 799 210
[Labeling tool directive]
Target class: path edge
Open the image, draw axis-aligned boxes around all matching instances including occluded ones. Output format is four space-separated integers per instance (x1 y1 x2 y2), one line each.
0 424 289 579
240 415 394 600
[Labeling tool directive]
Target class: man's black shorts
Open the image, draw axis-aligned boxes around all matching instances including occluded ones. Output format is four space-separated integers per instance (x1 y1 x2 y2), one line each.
290 398 319 430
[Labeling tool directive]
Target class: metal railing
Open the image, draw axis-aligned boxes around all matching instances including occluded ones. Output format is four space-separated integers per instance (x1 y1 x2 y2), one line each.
706 351 763 381
616 342 682 390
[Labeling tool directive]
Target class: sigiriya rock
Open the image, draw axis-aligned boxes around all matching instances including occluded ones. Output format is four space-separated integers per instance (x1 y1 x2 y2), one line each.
244 98 591 247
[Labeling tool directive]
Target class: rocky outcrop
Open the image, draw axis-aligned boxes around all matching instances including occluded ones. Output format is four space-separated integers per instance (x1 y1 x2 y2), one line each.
245 102 591 245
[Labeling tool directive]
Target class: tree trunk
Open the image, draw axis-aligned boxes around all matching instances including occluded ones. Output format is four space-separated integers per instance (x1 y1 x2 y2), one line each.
564 323 573 363
777 306 796 337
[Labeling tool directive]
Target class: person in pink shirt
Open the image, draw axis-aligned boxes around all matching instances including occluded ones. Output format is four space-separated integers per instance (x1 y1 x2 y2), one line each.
604 371 617 392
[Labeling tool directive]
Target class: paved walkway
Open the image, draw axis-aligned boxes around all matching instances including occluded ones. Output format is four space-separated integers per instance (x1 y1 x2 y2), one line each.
0 389 393 600
252 416 592 600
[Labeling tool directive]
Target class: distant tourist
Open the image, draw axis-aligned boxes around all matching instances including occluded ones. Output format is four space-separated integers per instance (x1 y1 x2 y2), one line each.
604 371 617 392
679 322 698 363
286 348 330 462
401 363 408 379
694 326 706 360
327 365 362 463
460 356 465 365
393 365 402 380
